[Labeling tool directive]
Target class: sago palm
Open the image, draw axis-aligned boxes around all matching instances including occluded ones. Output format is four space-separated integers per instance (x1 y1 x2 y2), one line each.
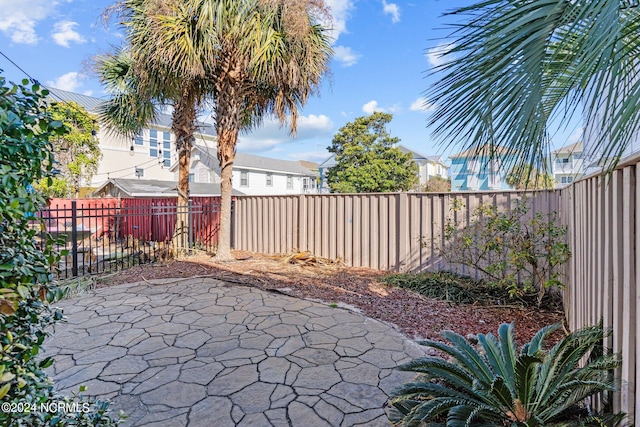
389 322 624 426
427 0 640 178
96 0 332 258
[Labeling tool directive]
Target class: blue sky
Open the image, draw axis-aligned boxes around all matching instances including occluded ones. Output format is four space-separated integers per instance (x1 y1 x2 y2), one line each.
0 0 582 164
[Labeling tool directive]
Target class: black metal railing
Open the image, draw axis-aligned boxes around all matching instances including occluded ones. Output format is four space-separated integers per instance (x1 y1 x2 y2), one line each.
39 199 221 279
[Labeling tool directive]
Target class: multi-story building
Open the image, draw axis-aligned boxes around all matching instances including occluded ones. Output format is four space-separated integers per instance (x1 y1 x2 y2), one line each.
449 145 516 192
551 141 584 188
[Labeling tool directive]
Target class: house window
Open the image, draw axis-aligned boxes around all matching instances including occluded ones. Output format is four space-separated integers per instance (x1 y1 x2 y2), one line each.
489 173 501 189
189 173 194 183
489 159 501 173
240 170 249 187
467 175 479 190
266 173 273 186
561 176 568 184
134 132 144 145
149 129 158 157
134 167 144 178
162 131 171 167
567 176 573 183
556 157 570 164
286 175 293 190
467 159 479 173
574 153 583 160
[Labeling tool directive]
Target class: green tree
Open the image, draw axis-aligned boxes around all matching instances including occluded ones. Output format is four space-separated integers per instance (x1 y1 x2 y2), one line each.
96 0 332 259
35 102 101 198
426 0 640 176
506 166 554 190
327 113 418 193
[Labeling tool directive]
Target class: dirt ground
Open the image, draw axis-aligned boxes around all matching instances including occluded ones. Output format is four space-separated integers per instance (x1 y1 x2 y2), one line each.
97 251 566 344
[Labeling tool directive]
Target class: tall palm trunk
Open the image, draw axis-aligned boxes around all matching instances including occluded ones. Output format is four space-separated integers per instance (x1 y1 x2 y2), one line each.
172 88 196 252
215 90 242 261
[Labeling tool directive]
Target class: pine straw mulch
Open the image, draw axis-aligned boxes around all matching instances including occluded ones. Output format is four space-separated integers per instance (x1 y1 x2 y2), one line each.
95 251 566 344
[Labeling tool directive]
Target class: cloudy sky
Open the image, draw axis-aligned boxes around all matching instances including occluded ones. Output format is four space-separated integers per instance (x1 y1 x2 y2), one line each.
0 0 581 164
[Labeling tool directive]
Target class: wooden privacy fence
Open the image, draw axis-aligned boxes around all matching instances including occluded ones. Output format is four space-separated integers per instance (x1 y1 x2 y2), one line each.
559 155 640 422
234 183 640 422
232 190 560 273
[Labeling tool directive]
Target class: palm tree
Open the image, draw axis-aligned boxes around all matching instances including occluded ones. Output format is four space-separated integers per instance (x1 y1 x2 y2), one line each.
96 0 332 259
426 0 640 178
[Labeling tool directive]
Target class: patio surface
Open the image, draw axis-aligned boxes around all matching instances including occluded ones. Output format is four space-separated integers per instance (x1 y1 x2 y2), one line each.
45 278 426 426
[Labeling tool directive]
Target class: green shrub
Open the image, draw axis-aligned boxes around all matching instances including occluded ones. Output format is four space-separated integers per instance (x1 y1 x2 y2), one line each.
389 322 624 426
381 271 562 309
0 75 120 425
437 198 570 305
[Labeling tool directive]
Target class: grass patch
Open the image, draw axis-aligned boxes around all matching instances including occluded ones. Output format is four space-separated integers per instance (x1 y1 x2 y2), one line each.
381 271 562 309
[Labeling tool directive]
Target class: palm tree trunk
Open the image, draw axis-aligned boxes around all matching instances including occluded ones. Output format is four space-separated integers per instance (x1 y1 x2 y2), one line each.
215 127 237 260
172 90 196 252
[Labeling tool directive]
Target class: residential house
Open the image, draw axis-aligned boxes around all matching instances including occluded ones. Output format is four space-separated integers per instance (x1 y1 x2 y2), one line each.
170 145 319 195
93 178 245 198
449 145 516 192
317 145 449 193
46 87 217 188
551 141 584 188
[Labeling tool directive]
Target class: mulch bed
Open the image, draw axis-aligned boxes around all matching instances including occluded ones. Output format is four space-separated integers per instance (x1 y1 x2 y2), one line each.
96 252 566 344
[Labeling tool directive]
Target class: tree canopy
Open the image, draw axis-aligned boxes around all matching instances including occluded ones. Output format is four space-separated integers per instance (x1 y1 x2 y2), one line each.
97 0 332 259
427 0 640 175
327 112 418 193
35 101 101 198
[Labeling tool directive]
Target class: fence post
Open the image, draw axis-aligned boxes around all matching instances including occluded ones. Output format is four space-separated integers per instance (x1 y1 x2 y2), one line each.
298 194 307 252
188 199 193 249
71 200 78 277
397 192 409 272
230 199 235 249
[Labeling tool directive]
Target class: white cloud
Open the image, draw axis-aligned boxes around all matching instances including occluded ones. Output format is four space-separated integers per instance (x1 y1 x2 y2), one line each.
333 45 361 67
52 21 86 47
324 0 354 43
426 42 455 68
362 100 385 115
382 1 400 24
46 72 86 92
410 97 436 112
0 0 60 44
238 114 334 153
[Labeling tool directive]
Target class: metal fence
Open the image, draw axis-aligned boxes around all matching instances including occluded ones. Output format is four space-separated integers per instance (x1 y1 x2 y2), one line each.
232 190 561 273
40 198 221 278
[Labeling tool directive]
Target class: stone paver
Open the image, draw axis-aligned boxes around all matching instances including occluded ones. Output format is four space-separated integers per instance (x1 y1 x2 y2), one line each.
45 278 425 426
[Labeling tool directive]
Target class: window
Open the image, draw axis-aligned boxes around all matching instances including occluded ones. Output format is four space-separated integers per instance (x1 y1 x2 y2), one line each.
567 176 573 183
573 153 583 160
467 175 479 190
467 159 479 173
266 173 273 186
561 176 568 184
162 131 171 167
240 170 249 187
134 132 143 145
489 173 501 189
134 167 144 178
286 175 293 189
149 129 158 157
188 173 194 183
489 159 501 173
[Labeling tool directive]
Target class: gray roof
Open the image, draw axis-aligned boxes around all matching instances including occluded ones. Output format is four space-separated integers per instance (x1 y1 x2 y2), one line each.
45 87 216 137
93 178 245 197
188 146 316 176
552 141 583 155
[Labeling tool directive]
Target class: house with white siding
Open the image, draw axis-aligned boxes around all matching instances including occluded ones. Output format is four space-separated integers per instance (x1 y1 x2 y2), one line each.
46 87 217 188
551 141 584 188
171 145 319 195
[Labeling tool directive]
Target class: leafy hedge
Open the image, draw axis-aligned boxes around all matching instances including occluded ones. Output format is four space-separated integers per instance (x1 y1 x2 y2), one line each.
0 75 120 425
381 271 563 309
